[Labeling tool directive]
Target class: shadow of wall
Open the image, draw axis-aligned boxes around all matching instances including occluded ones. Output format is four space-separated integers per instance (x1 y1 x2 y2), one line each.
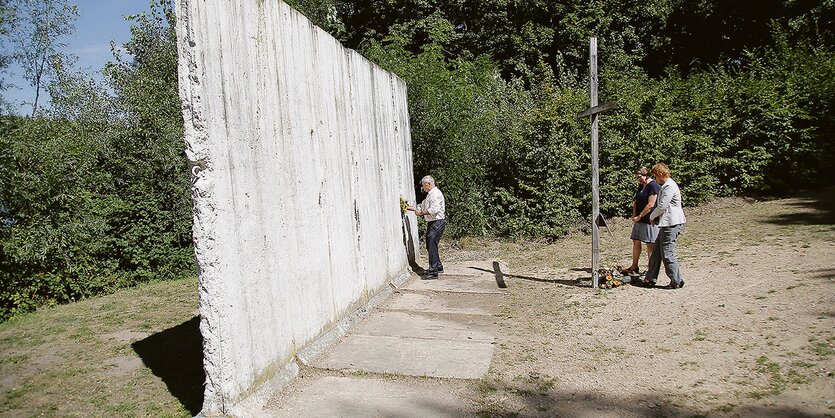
132 316 205 415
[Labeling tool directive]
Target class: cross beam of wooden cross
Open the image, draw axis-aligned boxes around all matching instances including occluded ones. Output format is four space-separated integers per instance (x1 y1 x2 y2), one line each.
577 101 619 118
576 37 619 289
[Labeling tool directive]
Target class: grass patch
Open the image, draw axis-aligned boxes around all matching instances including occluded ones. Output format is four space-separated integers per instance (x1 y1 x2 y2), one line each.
512 371 557 394
756 356 788 395
590 343 630 358
716 403 736 413
0 353 29 366
791 360 816 368
747 390 767 399
0 276 199 417
809 336 834 358
751 354 813 396
476 397 518 418
756 355 780 374
477 379 498 395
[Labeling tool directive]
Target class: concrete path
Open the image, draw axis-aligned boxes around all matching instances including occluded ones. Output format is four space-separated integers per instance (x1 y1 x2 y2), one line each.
263 260 506 416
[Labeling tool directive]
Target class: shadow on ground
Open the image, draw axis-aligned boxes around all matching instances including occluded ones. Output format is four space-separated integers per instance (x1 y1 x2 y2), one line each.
468 264 590 288
765 188 835 226
810 268 835 280
328 382 824 418
483 386 829 418
402 214 426 274
132 316 204 415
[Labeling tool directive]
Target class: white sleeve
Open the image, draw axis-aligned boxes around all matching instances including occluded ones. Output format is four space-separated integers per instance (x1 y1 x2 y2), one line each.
649 184 671 220
426 192 440 216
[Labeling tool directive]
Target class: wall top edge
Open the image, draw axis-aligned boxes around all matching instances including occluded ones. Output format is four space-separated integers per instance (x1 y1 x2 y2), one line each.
175 0 409 90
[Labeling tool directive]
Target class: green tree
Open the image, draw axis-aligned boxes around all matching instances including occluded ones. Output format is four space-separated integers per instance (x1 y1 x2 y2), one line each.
647 0 835 75
0 115 114 318
0 0 192 321
101 0 192 283
0 0 16 112
285 0 346 39
11 0 78 115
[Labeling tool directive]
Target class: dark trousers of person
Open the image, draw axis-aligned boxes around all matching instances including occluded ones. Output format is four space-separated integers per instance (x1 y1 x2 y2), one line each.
645 223 684 286
426 219 446 273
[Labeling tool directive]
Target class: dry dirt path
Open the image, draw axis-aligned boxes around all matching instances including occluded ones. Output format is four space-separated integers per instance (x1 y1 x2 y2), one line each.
446 191 835 417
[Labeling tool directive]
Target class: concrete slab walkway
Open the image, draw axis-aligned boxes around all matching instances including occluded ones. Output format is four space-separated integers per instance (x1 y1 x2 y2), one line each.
263 260 506 416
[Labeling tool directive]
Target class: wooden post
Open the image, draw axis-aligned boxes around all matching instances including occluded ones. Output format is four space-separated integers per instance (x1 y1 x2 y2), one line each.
590 37 600 288
576 39 618 289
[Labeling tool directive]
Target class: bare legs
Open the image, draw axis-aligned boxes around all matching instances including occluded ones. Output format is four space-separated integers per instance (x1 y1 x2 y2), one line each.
629 240 641 270
630 240 655 271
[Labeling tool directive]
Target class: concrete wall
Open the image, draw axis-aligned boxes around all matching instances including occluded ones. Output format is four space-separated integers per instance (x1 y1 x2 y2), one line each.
174 0 419 413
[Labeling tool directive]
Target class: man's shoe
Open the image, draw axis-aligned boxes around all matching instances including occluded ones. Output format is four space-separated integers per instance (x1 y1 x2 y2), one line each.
634 278 655 287
422 273 439 280
664 281 684 289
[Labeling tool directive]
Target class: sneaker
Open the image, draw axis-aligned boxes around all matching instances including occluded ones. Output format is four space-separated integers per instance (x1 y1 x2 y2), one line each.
664 281 684 289
422 273 439 280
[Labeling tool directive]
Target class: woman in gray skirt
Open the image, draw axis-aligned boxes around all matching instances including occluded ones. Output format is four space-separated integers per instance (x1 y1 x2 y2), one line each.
624 167 660 273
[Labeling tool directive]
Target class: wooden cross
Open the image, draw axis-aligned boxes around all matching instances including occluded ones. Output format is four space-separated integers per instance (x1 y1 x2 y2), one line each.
577 37 618 289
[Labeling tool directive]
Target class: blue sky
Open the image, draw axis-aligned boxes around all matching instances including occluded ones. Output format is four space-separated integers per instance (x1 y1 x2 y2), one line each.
5 0 152 113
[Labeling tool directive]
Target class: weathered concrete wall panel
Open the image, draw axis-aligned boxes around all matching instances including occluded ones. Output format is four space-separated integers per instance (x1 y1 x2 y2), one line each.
175 0 418 413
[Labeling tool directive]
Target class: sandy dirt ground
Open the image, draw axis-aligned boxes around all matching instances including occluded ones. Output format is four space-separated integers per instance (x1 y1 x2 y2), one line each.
436 191 835 417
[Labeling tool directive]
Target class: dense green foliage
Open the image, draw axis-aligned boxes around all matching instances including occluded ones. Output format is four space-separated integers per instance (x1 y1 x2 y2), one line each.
0 3 190 320
302 0 835 237
0 0 833 319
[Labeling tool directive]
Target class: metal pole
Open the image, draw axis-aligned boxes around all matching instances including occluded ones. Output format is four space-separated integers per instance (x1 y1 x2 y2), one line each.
590 37 600 288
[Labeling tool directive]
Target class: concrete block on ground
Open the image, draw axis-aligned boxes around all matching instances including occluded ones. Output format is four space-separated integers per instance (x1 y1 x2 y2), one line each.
349 311 494 342
384 292 492 316
311 311 494 379
267 376 467 417
312 334 494 379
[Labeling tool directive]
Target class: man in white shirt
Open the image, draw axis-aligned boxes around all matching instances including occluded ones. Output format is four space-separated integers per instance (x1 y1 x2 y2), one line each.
645 162 687 289
407 175 446 279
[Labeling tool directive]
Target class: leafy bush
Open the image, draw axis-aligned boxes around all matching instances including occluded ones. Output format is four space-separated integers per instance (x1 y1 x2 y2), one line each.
0 2 192 321
364 24 835 239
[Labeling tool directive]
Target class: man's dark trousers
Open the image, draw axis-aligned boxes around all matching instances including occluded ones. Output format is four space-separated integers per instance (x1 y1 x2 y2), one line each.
426 219 446 273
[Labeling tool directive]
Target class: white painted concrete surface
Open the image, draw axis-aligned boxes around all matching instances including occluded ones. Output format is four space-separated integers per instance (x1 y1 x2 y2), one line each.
271 376 467 417
174 0 418 414
309 311 495 379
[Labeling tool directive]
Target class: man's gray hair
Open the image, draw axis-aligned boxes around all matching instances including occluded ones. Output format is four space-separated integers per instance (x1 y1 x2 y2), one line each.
421 175 435 185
